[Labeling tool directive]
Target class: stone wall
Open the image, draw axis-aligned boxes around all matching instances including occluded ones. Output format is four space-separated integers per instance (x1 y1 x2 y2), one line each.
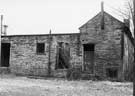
1 34 81 77
1 11 134 80
79 12 123 79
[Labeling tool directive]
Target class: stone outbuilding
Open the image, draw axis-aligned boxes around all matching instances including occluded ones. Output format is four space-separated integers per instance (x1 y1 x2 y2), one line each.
1 9 134 81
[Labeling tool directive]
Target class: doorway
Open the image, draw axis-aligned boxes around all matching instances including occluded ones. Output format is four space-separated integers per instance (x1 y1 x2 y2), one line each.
83 44 95 73
1 43 10 67
55 42 70 69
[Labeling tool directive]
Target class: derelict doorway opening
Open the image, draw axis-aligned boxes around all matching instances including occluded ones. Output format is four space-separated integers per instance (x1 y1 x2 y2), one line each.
83 44 95 73
1 43 10 67
55 42 70 69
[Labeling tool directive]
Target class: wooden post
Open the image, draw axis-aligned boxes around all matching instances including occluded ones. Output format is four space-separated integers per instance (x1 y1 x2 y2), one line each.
82 39 84 71
0 15 3 66
56 45 59 70
48 29 52 76
133 0 135 95
1 15 3 34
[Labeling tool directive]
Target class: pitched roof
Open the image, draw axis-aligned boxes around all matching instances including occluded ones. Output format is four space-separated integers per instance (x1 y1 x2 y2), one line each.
79 11 134 46
79 11 123 29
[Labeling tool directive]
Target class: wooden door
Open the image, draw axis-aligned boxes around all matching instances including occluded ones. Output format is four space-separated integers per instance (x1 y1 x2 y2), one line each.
83 44 94 73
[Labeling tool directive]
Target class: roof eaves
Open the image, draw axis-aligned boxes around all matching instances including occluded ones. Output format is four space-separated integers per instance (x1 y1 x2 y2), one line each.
79 12 102 29
1 33 80 37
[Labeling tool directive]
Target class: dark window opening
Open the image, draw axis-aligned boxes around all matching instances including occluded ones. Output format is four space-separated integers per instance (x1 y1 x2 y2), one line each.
36 43 45 54
83 44 95 51
1 43 10 67
106 68 118 78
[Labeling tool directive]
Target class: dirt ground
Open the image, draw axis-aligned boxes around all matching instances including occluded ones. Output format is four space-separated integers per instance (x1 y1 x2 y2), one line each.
0 74 133 96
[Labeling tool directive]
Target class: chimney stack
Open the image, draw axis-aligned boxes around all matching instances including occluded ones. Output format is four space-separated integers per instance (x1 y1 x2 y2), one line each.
101 1 104 30
101 1 104 13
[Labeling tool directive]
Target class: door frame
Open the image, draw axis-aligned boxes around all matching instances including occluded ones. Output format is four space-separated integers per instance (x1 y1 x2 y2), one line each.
82 43 95 74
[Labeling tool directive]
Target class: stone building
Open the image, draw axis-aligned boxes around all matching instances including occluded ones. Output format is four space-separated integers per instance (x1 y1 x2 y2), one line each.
1 9 134 80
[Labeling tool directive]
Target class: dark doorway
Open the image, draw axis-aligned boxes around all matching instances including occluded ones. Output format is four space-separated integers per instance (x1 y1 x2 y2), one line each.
1 43 10 67
56 42 70 69
83 44 95 73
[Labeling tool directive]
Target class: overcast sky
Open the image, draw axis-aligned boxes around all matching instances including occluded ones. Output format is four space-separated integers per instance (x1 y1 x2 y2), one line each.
0 0 126 35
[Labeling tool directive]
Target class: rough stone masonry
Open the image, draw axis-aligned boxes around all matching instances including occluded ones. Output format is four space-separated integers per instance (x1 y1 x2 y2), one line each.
1 11 134 81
